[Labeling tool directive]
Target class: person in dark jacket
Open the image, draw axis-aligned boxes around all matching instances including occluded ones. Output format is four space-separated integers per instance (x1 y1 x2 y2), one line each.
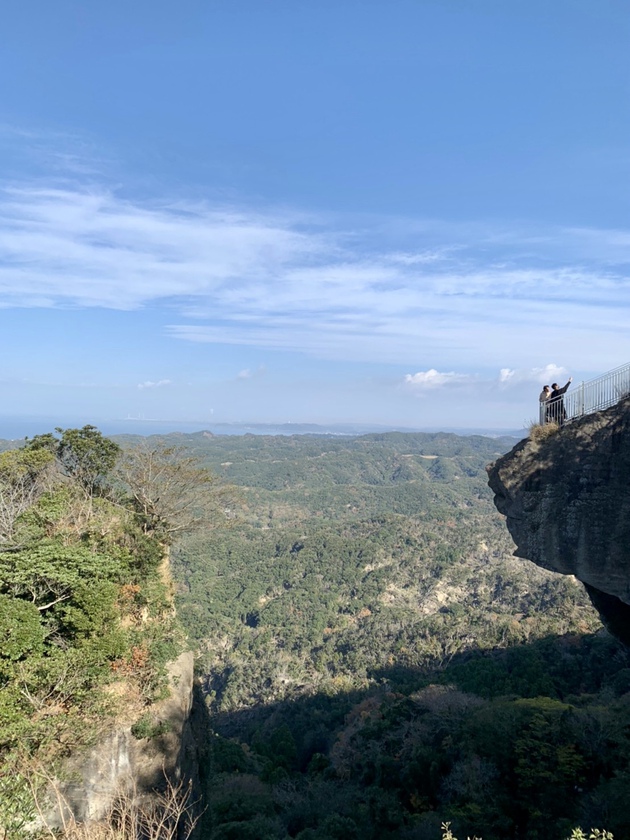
548 377 572 425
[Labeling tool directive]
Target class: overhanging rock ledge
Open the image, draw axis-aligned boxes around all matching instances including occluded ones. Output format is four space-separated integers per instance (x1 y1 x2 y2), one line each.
487 398 630 645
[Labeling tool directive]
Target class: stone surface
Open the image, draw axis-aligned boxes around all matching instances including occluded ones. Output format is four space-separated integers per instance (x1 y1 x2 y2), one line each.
40 649 202 826
487 399 630 644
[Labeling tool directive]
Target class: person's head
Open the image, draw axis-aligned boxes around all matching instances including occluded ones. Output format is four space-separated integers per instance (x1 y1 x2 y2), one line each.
544 385 551 393
552 383 559 390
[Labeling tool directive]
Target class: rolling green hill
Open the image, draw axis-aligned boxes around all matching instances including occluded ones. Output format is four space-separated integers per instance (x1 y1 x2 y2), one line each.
161 431 630 839
165 432 599 714
3 428 628 838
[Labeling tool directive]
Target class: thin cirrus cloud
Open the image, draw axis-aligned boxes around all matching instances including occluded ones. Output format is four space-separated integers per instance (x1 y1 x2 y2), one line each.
404 369 473 389
0 179 629 370
236 366 266 380
137 379 171 389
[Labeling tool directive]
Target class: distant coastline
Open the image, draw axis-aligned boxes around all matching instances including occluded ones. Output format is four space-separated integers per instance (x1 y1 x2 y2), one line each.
0 415 524 441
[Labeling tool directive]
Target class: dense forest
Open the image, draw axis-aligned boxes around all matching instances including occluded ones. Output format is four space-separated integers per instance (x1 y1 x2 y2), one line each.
2 428 629 839
158 430 630 840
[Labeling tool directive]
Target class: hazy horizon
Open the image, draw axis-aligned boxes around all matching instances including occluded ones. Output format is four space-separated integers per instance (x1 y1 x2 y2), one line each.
0 414 525 443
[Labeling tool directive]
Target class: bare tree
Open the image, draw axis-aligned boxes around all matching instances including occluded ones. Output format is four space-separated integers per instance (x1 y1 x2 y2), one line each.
116 443 233 537
62 781 199 840
25 764 199 840
0 449 56 549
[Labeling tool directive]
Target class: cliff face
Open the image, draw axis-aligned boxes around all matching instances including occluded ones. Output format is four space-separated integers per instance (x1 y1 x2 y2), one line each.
40 650 206 827
487 399 630 645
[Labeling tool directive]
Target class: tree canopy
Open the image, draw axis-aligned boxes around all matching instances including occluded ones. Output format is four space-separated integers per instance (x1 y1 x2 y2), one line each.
0 425 184 833
25 425 121 495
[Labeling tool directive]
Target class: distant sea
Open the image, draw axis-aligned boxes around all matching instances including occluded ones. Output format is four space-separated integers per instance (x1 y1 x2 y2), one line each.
0 416 524 442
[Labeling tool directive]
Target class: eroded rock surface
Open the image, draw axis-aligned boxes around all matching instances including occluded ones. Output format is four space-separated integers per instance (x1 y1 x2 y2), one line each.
487 399 630 644
40 649 203 826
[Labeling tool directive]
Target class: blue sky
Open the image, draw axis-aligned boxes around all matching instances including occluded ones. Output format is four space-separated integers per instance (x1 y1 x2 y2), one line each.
1 0 629 433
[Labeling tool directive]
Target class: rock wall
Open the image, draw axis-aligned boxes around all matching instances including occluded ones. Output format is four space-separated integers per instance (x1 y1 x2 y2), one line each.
487 398 630 644
40 649 206 828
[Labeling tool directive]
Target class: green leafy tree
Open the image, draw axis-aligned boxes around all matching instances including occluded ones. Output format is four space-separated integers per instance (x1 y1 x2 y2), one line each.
0 771 36 840
25 425 120 495
0 425 186 837
0 540 118 612
0 595 44 664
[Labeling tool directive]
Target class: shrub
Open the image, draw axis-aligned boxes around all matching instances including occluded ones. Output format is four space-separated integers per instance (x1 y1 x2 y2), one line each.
528 420 560 442
130 712 172 740
0 595 44 662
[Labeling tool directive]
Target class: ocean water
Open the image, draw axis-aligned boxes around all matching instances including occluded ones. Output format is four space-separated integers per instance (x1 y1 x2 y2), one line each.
0 415 523 442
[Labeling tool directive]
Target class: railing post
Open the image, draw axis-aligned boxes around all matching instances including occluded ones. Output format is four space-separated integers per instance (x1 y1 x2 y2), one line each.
580 381 584 416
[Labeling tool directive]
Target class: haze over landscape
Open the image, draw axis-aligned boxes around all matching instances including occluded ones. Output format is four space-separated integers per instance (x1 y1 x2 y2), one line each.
1 0 629 434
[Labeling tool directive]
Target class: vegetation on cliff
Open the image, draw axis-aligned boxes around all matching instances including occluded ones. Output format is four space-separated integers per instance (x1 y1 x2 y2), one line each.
0 428 192 835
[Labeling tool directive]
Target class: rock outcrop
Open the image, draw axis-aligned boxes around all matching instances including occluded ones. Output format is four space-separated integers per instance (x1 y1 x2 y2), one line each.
39 649 206 827
487 398 630 645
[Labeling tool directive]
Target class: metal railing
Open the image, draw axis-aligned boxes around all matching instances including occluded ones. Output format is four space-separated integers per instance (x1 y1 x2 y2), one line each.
539 362 630 425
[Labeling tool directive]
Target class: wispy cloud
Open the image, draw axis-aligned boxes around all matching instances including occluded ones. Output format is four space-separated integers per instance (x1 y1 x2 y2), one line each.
0 184 319 309
137 379 171 389
498 364 569 386
404 369 472 389
402 365 570 393
1 175 629 372
236 365 266 380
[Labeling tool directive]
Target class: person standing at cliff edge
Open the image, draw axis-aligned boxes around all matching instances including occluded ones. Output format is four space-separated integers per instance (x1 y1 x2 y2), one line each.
548 377 573 425
539 385 551 423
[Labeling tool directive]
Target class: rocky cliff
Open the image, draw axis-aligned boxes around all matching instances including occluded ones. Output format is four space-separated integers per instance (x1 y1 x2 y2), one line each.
39 649 207 828
487 398 630 645
32 552 211 833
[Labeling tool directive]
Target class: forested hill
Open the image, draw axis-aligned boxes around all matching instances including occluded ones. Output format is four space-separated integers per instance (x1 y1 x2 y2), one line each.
4 428 629 837
131 429 630 839
156 430 600 706
119 430 519 518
